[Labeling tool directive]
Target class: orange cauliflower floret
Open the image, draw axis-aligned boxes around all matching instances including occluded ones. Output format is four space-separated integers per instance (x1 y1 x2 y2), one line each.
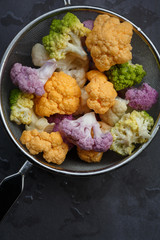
77 147 103 163
85 14 133 72
34 71 81 117
20 129 68 165
85 70 117 114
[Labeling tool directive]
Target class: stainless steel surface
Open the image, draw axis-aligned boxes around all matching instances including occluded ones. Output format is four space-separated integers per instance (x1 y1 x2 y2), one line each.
18 160 33 176
0 6 159 176
0 160 32 221
64 0 71 6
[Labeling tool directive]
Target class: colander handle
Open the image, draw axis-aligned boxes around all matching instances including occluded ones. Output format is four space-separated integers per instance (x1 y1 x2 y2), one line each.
0 160 32 222
64 0 71 5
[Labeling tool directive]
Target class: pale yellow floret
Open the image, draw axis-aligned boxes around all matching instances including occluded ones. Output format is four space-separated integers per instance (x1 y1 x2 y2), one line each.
10 94 34 125
110 111 153 156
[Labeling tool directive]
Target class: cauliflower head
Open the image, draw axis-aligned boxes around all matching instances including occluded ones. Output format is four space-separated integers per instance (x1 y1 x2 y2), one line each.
9 88 34 125
34 71 81 117
125 83 158 110
77 147 103 163
85 70 117 114
59 112 113 152
85 14 133 72
31 44 89 88
110 110 154 156
10 60 57 96
20 129 68 165
42 12 90 61
106 61 146 91
56 54 89 88
99 97 128 126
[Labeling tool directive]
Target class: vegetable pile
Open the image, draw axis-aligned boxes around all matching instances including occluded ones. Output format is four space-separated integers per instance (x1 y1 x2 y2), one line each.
9 12 158 165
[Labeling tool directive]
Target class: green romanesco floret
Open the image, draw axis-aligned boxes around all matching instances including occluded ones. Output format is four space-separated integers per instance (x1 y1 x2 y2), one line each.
9 88 34 125
42 12 91 60
106 61 146 91
110 110 154 156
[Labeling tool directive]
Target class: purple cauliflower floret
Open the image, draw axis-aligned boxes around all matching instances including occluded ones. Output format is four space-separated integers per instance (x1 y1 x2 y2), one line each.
47 114 73 129
10 59 57 96
92 124 113 152
47 114 74 149
59 112 113 152
83 20 94 30
125 83 158 110
81 20 94 55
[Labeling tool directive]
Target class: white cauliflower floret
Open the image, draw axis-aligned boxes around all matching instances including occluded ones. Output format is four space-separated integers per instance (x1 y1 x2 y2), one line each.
73 87 91 116
100 97 128 126
56 54 89 88
31 43 49 67
31 44 89 88
25 110 55 133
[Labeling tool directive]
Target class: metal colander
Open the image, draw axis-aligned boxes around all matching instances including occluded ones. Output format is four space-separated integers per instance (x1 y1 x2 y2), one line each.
0 5 160 176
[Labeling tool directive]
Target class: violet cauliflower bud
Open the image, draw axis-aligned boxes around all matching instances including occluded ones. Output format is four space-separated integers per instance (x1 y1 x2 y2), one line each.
92 124 113 152
47 114 74 149
48 114 74 132
10 59 57 96
125 83 158 110
83 20 94 30
59 112 113 152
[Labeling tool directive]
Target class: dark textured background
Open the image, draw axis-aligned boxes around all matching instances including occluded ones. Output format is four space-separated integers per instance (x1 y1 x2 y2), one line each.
0 0 160 239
